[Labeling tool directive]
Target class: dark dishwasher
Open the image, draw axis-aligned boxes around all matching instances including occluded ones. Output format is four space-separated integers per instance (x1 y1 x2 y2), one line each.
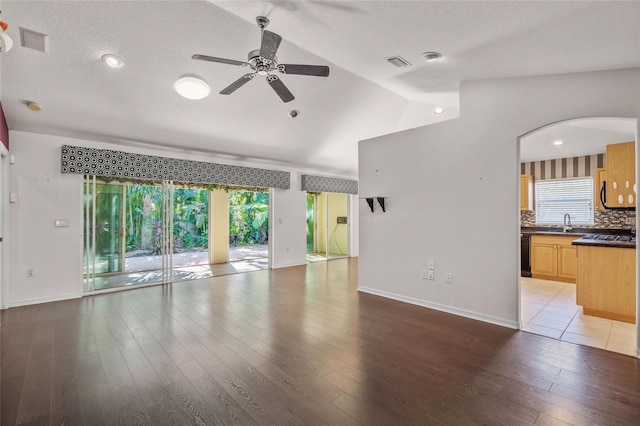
521 233 531 277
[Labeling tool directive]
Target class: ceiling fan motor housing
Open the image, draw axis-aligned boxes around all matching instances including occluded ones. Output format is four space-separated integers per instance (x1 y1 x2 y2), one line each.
248 49 278 74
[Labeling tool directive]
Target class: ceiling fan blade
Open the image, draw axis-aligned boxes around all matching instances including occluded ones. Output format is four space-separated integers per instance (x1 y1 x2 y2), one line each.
260 30 282 62
266 75 294 103
192 54 249 67
220 73 255 95
279 64 330 77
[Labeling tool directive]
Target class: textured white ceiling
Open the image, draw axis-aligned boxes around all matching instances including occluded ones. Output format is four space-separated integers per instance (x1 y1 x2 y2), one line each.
1 1 639 176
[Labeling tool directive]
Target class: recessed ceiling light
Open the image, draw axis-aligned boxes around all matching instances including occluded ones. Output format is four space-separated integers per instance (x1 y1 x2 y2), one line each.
102 54 123 68
174 76 210 100
434 107 444 114
553 140 564 146
423 52 442 62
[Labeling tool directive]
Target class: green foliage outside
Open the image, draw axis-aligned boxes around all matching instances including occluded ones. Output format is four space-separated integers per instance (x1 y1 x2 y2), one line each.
125 186 209 253
229 190 269 246
91 183 267 261
306 193 315 251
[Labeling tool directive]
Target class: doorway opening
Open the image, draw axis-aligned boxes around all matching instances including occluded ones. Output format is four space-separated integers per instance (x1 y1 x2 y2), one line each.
227 189 269 272
306 191 349 262
518 117 638 357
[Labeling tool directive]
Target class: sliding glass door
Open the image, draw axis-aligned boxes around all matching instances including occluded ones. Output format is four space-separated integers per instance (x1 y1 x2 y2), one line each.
84 178 176 291
83 182 125 277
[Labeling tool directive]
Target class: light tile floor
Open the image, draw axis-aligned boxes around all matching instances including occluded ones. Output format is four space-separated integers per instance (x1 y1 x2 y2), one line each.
521 277 637 356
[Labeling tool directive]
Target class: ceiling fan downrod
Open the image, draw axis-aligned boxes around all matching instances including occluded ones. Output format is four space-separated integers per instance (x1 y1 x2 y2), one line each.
256 16 269 30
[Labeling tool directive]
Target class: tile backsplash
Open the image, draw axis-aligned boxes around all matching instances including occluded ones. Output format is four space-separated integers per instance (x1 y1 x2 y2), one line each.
521 209 636 229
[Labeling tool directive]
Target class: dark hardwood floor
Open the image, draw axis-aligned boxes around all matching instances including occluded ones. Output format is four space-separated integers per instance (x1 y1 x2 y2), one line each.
2 258 639 425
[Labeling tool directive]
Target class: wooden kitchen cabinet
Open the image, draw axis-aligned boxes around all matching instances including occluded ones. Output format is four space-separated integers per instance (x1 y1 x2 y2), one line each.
531 235 577 283
557 244 578 282
531 241 557 277
520 174 533 211
605 141 635 208
576 246 636 323
594 167 607 210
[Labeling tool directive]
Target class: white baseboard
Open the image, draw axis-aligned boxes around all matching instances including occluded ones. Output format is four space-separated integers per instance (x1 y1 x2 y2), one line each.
357 286 519 330
9 292 82 308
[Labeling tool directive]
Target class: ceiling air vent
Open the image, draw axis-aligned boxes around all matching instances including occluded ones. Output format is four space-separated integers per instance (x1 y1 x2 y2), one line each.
386 56 411 67
19 27 49 53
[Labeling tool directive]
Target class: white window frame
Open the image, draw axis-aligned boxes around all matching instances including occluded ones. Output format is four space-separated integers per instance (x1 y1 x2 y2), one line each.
535 177 594 225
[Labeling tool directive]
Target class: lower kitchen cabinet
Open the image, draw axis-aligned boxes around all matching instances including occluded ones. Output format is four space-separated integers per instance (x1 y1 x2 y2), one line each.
531 235 577 283
557 244 578 282
576 245 636 323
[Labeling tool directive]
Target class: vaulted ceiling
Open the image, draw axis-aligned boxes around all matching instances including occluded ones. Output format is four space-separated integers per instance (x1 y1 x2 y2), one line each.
1 1 639 176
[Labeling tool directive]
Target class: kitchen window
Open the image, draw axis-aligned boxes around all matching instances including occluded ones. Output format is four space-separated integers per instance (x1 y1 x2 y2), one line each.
535 177 594 225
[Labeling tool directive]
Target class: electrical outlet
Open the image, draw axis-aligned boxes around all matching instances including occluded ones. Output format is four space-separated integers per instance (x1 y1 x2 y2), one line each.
427 260 435 270
421 270 429 279
427 270 435 280
27 269 34 278
445 273 453 284
625 217 636 225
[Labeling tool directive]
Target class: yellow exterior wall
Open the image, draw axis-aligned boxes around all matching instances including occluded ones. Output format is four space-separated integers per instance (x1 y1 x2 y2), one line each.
210 189 229 264
316 192 327 252
313 192 349 256
327 193 348 257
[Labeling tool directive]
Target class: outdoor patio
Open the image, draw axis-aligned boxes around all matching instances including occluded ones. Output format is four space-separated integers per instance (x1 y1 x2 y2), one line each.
90 245 269 291
125 244 268 273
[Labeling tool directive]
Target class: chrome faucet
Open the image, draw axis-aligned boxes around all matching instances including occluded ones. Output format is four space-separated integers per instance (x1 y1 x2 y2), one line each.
563 213 572 232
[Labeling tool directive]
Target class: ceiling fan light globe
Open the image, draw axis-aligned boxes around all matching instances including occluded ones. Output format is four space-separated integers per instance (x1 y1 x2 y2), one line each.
174 76 210 100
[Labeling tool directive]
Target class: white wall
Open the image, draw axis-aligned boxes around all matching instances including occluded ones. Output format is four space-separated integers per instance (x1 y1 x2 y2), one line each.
7 131 353 307
358 68 640 329
271 172 307 269
8 133 84 305
349 193 359 257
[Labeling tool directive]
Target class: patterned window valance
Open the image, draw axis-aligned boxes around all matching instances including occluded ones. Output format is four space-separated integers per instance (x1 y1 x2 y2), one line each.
60 145 290 189
301 174 358 194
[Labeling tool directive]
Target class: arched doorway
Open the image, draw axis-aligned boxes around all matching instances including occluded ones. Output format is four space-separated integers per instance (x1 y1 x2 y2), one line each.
518 117 638 357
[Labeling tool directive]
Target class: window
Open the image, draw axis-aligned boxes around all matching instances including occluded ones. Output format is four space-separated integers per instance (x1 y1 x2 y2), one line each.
535 177 594 225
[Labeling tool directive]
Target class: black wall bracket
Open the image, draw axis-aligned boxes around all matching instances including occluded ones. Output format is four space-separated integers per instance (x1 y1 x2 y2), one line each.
365 198 375 212
364 197 386 213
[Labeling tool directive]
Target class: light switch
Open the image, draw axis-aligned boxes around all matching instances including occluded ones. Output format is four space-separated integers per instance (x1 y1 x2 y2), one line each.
54 219 70 227
9 192 17 203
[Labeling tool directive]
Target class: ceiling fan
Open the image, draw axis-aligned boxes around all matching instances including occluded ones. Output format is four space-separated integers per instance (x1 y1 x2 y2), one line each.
193 16 330 103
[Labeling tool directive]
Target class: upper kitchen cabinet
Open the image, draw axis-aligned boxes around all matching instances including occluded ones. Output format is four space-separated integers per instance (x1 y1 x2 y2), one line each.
520 174 533 210
605 141 635 208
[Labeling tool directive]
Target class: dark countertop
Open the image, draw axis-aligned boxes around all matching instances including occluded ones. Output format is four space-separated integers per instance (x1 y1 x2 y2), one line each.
521 227 636 249
571 234 636 249
521 227 631 236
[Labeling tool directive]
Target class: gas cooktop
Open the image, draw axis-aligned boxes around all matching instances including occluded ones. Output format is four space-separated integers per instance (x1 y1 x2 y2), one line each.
577 234 636 244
